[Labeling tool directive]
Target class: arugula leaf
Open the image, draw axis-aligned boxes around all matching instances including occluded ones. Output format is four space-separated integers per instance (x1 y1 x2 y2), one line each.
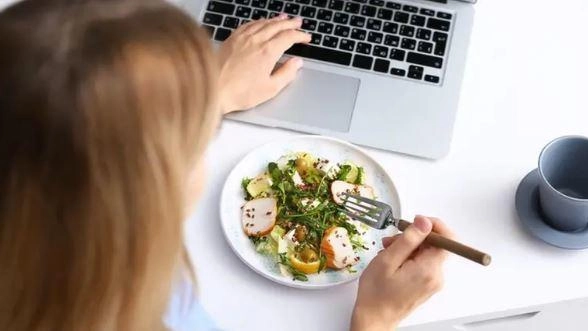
337 164 352 181
241 177 252 200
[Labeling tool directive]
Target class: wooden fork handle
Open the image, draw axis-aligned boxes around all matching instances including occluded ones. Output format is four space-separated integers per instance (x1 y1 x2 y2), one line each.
397 219 492 266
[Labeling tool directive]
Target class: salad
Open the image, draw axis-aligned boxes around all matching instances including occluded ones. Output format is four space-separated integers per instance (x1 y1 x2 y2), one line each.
240 152 376 281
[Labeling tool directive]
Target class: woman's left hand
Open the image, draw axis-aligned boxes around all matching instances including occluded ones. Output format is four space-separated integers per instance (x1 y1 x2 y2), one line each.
216 15 311 114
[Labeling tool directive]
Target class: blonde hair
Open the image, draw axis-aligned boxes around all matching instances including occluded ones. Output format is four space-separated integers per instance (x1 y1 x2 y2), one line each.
0 1 219 330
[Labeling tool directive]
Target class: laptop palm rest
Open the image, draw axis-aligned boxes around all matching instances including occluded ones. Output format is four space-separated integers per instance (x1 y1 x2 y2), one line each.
250 68 360 133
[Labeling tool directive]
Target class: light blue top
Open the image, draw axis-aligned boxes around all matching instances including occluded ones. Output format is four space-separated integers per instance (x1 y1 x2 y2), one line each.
163 274 220 331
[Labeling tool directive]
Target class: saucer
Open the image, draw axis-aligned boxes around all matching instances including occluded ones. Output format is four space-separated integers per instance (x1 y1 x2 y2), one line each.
516 169 588 250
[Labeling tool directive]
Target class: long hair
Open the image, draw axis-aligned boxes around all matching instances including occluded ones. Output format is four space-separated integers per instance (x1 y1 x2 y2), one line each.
0 1 219 330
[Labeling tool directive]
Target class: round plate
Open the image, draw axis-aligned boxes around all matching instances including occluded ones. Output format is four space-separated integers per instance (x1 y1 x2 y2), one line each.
515 169 588 250
220 135 401 289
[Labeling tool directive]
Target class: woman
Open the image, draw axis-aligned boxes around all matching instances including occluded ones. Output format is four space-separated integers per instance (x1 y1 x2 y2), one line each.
0 0 452 330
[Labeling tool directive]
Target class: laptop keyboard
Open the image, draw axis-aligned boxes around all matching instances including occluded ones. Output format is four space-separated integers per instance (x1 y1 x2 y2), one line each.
202 0 454 85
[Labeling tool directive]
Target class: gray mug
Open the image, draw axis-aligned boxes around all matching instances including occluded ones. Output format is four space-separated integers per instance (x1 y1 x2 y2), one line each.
538 136 588 232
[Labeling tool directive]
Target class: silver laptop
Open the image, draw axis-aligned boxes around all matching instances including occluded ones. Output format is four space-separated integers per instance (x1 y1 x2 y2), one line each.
182 0 475 159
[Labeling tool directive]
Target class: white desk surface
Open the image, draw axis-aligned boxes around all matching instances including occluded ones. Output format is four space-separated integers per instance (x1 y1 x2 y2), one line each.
186 0 588 329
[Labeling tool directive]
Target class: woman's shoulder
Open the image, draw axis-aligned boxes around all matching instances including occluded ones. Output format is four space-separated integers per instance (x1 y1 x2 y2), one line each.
163 273 221 331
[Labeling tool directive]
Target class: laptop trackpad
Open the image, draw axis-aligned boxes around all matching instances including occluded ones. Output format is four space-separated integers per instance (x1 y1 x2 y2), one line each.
253 68 360 132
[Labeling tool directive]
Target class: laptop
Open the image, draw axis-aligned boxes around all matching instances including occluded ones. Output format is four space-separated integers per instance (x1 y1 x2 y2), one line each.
182 0 475 159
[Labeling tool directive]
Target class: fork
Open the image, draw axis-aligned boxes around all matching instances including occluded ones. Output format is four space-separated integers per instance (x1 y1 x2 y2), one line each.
341 193 492 266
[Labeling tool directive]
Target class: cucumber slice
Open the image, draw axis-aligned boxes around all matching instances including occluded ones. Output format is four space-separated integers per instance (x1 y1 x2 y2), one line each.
246 173 273 198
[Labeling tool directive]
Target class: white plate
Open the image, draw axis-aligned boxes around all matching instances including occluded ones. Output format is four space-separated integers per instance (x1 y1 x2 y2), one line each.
220 135 401 289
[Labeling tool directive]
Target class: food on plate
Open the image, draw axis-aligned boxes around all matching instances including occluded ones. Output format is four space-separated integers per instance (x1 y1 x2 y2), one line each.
240 152 376 281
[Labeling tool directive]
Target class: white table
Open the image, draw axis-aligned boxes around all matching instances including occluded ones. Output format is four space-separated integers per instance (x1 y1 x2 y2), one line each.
187 0 588 330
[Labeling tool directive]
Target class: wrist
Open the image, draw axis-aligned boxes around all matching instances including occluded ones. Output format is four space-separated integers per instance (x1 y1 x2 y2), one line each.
350 305 399 331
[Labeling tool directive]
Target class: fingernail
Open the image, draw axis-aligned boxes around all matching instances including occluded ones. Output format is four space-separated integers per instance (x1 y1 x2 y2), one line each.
292 57 303 68
414 216 432 234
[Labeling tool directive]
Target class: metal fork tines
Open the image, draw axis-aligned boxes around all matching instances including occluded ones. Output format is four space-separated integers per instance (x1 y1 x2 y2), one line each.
341 192 394 230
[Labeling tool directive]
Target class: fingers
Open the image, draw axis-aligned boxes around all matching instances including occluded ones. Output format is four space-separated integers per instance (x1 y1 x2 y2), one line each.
256 16 303 41
267 57 304 96
381 235 400 249
267 29 311 55
380 216 433 269
238 14 290 36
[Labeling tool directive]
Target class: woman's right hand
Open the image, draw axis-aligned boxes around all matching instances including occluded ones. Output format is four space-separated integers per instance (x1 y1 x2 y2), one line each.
351 216 453 331
217 15 311 114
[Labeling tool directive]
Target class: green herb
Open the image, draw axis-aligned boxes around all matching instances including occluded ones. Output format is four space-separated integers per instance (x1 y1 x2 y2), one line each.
241 177 252 200
337 164 352 181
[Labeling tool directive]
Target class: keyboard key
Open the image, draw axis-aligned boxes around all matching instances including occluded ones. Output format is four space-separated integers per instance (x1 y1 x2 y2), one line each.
401 37 416 50
377 8 392 20
268 0 284 11
407 65 423 80
318 22 334 33
367 31 383 43
389 48 405 61
433 31 448 56
420 8 434 16
235 6 252 17
366 18 382 30
339 38 355 51
335 25 350 37
323 35 339 47
251 9 268 19
203 12 223 25
268 11 280 18
202 24 215 37
356 42 371 54
383 22 398 33
241 19 251 24
352 0 367 3
223 16 240 28
317 9 333 20
219 0 234 3
407 52 442 68
385 1 401 9
284 3 300 14
312 0 328 7
208 1 235 15
437 11 452 20
427 18 450 31
384 34 399 47
328 0 344 10
416 28 431 40
236 0 250 4
302 18 317 30
390 67 405 76
295 0 310 4
352 54 373 69
417 41 433 53
410 14 426 27
214 27 232 41
393 11 409 23
334 12 349 24
399 25 414 37
424 74 440 83
286 43 353 65
373 45 388 57
351 28 367 40
350 15 366 27
369 0 385 6
402 5 417 13
344 2 360 14
373 58 389 72
251 0 267 8
301 6 317 17
361 5 377 17
311 33 322 44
